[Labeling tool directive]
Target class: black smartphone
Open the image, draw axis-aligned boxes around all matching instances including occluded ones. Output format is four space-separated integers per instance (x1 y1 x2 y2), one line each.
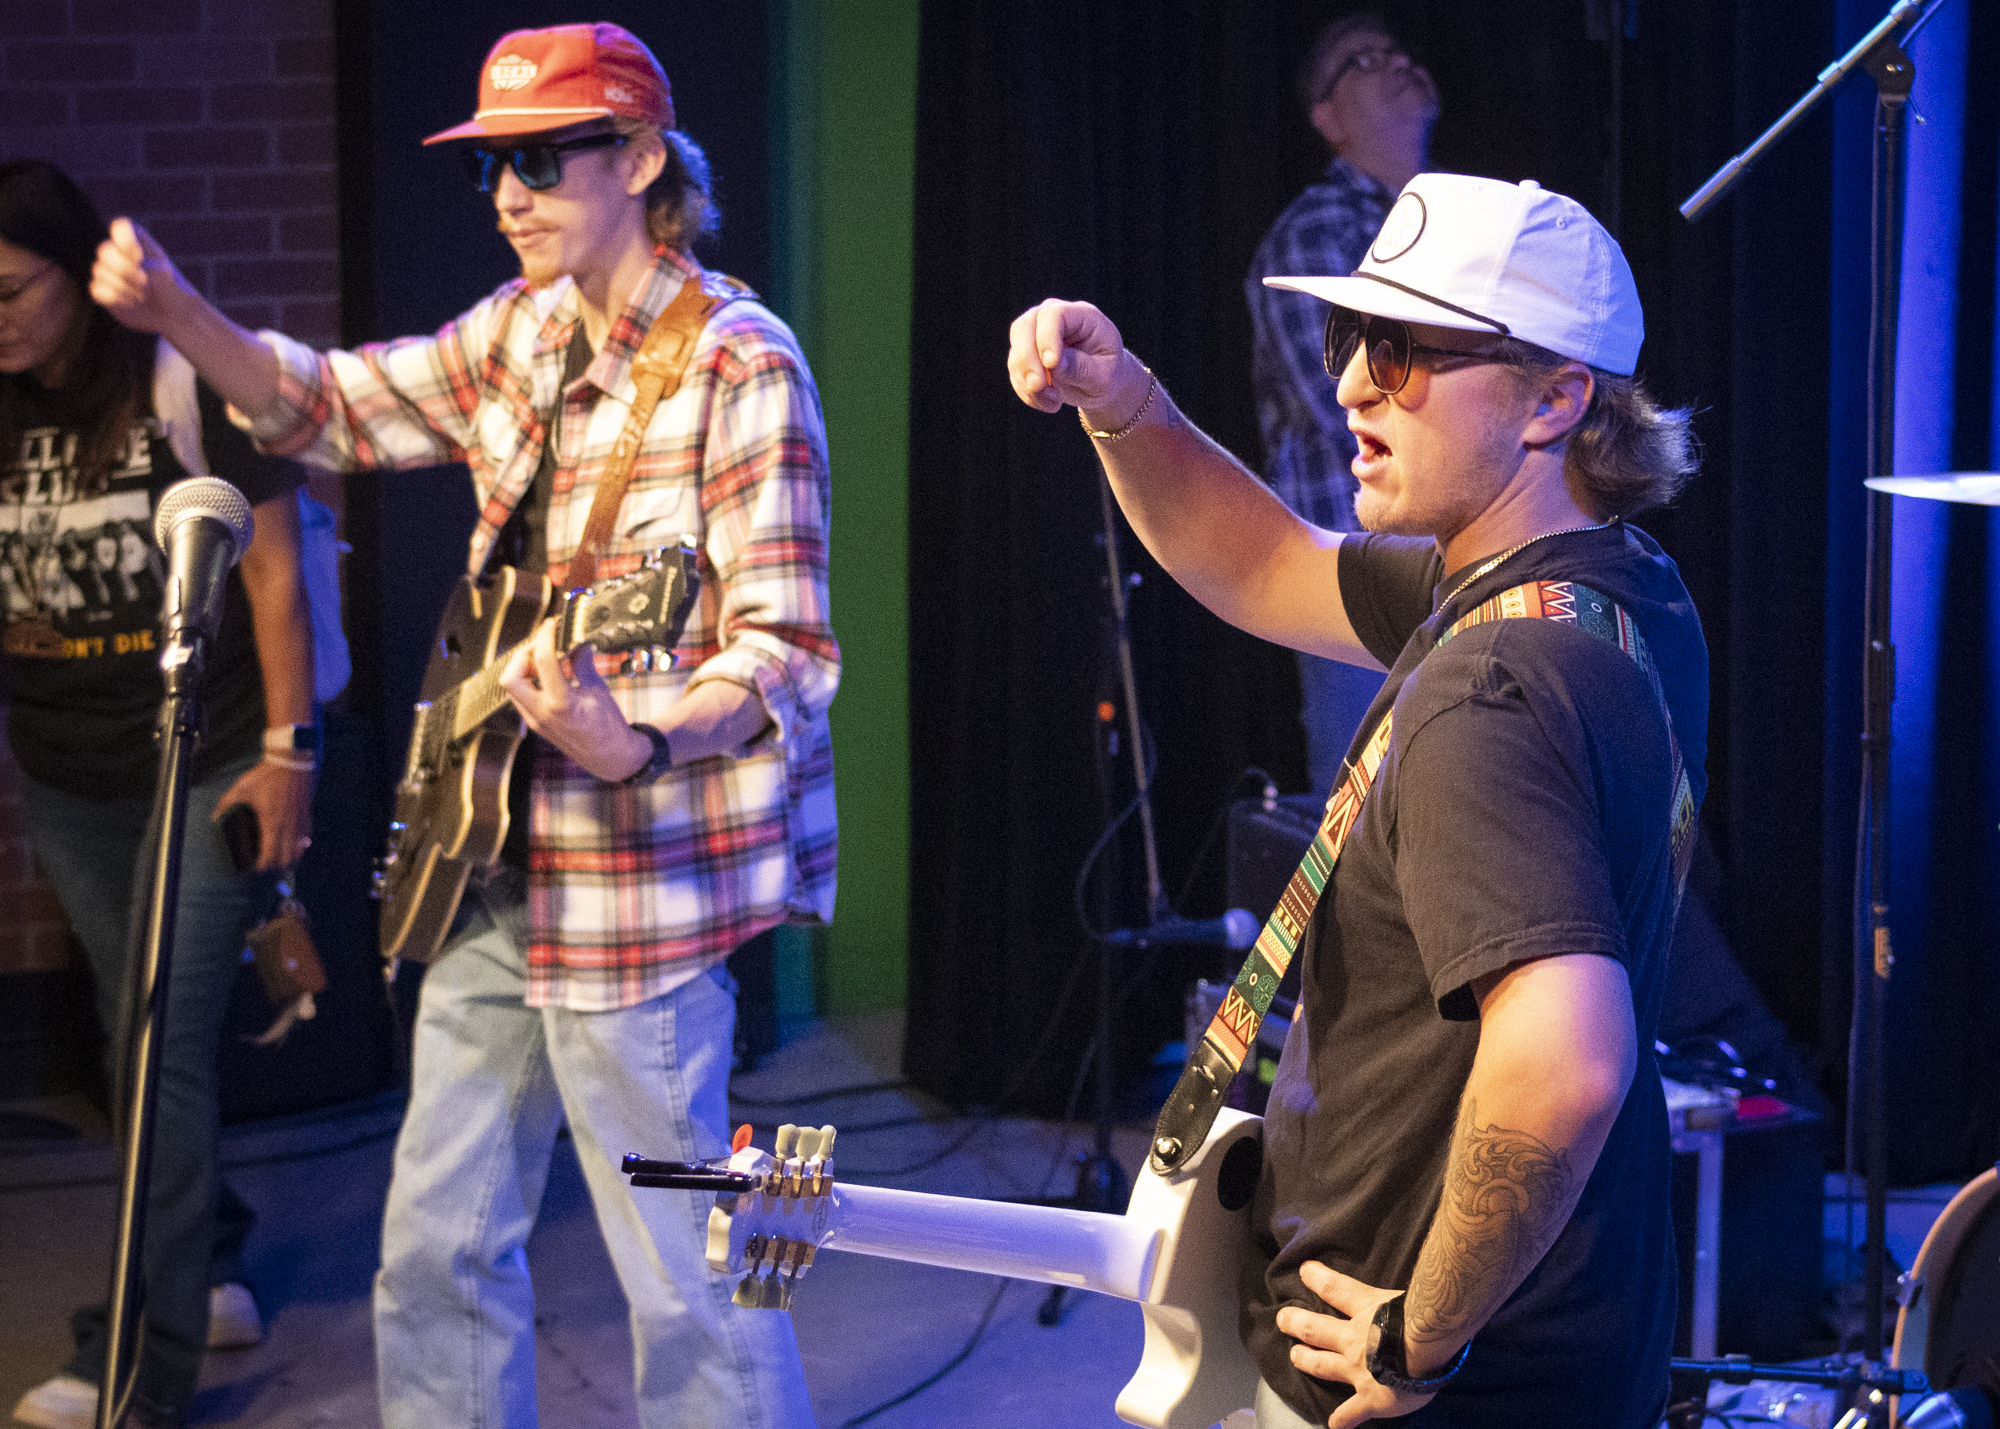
219 802 260 873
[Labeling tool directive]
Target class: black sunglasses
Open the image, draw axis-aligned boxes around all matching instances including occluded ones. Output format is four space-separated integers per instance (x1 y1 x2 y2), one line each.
461 132 627 193
1323 305 1508 395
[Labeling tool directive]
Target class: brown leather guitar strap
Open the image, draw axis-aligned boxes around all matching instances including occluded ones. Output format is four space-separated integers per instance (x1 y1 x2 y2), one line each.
562 268 743 591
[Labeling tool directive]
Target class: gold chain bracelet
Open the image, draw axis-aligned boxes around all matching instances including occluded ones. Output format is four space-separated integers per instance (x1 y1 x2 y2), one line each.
1079 365 1157 441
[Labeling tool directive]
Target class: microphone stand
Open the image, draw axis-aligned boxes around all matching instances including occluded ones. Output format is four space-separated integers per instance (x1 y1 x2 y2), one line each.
1681 0 1949 1405
1033 469 1174 1328
97 630 207 1429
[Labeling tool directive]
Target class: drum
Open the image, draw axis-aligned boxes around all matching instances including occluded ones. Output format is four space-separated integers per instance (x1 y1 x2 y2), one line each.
1892 1167 2000 1427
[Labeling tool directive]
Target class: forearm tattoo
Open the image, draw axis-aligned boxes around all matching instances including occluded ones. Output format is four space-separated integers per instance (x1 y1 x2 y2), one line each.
1406 1095 1577 1349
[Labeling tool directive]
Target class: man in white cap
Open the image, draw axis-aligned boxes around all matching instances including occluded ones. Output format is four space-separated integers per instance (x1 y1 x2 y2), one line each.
92 22 832 1428
1008 173 1702 1427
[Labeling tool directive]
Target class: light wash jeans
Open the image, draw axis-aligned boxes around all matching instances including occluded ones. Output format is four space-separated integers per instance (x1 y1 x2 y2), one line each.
374 871 815 1429
1298 651 1385 798
20 751 265 1428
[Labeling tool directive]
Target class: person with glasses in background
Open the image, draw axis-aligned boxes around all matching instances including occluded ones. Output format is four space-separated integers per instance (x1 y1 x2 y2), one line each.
1009 173 1702 1427
3 158 311 1429
1248 11 1440 798
91 22 835 1428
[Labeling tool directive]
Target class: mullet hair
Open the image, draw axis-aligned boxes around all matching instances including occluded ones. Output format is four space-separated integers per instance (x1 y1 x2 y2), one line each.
610 119 720 253
1496 337 1699 519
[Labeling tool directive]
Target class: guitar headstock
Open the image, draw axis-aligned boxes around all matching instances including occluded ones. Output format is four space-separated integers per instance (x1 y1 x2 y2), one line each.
562 534 700 672
703 1122 840 1310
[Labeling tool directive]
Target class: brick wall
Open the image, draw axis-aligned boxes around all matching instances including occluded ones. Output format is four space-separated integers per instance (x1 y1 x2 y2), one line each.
0 0 341 346
0 707 72 976
0 0 341 979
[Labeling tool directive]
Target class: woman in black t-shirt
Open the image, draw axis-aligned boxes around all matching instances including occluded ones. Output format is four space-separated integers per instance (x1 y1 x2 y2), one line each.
1 159 313 1429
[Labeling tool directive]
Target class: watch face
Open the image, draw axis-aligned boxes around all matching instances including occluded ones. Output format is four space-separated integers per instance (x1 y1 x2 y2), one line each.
1370 1297 1407 1376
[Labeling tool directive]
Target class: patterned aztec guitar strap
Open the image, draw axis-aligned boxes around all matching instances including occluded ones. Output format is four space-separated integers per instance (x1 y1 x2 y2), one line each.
1147 579 1699 1176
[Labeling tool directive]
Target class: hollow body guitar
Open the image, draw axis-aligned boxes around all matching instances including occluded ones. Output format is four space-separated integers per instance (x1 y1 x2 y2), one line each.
625 1109 1267 1429
375 539 699 962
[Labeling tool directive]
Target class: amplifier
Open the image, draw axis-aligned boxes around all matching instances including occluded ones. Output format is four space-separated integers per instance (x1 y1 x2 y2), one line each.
1225 794 1323 925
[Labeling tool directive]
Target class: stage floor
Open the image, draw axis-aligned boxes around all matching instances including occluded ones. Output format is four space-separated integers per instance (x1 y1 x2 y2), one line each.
1 1008 1156 1428
1 1007 1964 1428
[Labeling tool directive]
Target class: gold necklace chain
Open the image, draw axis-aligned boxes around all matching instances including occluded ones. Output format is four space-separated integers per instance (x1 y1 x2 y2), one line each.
1439 520 1611 616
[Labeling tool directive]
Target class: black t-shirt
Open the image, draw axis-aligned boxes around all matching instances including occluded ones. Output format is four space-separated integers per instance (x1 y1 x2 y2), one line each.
1244 521 1708 1428
2 370 303 797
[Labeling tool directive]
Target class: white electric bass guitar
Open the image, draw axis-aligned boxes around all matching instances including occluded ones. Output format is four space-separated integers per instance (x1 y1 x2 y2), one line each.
624 1111 1266 1429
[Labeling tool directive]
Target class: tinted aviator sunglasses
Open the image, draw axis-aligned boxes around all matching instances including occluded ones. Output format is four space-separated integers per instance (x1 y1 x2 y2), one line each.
461 132 627 193
1323 304 1508 395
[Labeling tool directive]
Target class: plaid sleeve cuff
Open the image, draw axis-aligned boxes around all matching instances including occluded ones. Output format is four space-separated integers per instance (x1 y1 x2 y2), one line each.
686 631 832 752
224 331 333 457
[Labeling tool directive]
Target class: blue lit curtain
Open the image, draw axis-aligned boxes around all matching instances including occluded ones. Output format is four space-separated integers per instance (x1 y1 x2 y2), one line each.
1827 0 2000 1181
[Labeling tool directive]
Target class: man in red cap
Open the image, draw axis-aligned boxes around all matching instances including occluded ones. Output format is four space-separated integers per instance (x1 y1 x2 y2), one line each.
94 22 832 1428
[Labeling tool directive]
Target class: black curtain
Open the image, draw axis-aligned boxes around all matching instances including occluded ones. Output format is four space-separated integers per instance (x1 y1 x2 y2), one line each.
906 0 2000 1175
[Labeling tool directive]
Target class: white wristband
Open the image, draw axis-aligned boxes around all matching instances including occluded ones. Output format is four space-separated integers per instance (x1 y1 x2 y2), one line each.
265 724 318 754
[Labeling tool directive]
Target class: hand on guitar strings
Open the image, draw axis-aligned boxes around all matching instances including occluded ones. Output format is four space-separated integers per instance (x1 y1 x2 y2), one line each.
1276 1261 1441 1428
500 617 653 783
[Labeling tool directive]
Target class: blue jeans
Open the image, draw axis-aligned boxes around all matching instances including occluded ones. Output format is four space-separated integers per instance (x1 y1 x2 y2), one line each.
21 752 265 1428
1298 651 1385 798
374 872 815 1429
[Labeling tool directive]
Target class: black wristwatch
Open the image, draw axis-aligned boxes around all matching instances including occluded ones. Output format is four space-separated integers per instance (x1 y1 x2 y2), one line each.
1366 1295 1470 1396
621 723 673 785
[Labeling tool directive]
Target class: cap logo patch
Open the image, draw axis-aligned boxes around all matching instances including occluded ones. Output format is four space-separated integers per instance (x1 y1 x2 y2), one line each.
1370 193 1427 264
489 53 538 91
605 84 635 103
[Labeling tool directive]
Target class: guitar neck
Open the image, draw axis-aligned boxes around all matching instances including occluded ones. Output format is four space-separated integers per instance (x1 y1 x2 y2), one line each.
448 591 584 741
820 1182 1161 1303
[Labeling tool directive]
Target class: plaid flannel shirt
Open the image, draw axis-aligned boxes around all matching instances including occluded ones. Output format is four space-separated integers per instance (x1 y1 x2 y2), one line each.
242 248 838 1011
1246 158 1396 532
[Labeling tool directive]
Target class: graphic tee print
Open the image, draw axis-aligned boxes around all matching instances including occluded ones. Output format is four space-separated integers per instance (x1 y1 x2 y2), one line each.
4 423 168 654
1 379 300 798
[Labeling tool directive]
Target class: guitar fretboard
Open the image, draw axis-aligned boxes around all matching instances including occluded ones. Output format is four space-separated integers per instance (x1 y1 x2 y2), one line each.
447 591 583 742
450 655 519 741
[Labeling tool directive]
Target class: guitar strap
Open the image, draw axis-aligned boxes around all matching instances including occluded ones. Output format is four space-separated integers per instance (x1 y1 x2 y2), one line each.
1147 579 1698 1175
560 264 751 591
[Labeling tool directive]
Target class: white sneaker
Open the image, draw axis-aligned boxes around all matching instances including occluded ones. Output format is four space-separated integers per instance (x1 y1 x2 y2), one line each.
207 1281 263 1349
10 1374 96 1429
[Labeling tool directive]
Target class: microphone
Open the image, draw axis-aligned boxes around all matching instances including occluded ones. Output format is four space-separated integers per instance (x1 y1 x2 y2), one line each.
153 477 253 652
1905 1387 1997 1429
1104 909 1260 949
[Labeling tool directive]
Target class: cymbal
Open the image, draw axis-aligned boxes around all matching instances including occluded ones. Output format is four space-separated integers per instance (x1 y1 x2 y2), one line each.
1864 473 2000 505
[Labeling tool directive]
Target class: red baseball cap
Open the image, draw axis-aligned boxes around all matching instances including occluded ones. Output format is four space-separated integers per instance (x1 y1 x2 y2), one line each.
422 22 674 145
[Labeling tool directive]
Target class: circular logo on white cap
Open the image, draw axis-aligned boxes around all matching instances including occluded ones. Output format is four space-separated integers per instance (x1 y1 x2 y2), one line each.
490 53 538 91
1370 194 1426 264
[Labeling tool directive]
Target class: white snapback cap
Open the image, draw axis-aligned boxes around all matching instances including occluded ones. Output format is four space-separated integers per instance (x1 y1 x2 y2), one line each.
1265 172 1644 376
